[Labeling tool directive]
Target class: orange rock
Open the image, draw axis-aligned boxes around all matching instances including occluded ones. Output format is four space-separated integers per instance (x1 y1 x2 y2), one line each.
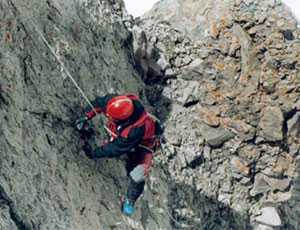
199 108 220 127
272 154 295 176
231 157 250 176
220 15 233 30
213 62 225 71
224 31 233 39
239 74 250 85
211 90 225 102
239 146 260 161
210 21 219 39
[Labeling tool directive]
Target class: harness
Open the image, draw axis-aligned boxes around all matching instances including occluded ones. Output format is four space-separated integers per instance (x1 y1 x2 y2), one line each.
104 111 157 153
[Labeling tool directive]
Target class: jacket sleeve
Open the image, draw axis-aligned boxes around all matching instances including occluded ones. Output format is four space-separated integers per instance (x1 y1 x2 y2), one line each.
92 126 145 158
84 94 116 119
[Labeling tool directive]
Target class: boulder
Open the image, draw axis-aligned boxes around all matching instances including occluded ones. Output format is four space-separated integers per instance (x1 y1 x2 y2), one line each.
200 124 235 148
256 207 282 227
259 107 284 142
250 174 271 196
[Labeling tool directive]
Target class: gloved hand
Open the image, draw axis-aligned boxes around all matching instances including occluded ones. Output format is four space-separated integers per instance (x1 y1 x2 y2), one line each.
75 116 88 131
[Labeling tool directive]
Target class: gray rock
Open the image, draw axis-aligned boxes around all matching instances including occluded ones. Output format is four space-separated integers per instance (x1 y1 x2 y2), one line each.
157 53 170 71
287 112 300 138
0 206 18 230
139 0 300 228
2 0 300 229
233 24 260 85
250 174 271 196
186 58 204 70
268 191 292 203
132 25 147 59
256 207 282 227
166 79 200 106
0 0 171 229
264 177 291 192
259 107 284 142
200 124 235 148
142 0 234 40
255 224 274 230
294 98 300 110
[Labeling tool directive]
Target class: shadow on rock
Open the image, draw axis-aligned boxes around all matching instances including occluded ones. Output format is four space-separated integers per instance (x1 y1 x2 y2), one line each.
130 26 173 123
167 182 252 230
279 163 300 230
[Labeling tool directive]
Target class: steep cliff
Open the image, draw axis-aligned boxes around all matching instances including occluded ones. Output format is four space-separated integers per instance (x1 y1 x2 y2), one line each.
0 0 171 229
1 0 299 229
137 0 300 229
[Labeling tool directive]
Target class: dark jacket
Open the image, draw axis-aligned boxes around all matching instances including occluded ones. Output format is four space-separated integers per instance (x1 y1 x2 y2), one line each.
85 94 155 158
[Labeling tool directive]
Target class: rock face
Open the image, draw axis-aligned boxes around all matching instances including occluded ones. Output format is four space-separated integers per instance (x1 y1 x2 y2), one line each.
0 0 171 229
1 0 300 229
143 0 235 40
258 106 284 142
137 0 300 228
256 207 282 227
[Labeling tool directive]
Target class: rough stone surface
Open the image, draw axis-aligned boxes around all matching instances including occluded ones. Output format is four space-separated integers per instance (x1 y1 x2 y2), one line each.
256 207 282 227
259 106 284 142
200 124 235 148
0 0 170 229
1 0 300 229
137 0 300 228
250 174 271 196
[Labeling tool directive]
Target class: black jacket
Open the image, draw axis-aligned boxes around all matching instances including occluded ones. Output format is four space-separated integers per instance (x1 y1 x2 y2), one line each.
85 94 146 158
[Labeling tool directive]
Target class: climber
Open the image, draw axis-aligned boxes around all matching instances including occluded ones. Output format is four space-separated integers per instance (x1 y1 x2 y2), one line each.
75 93 160 216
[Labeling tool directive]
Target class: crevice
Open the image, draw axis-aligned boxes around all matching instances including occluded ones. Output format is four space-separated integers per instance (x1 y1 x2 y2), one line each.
0 185 31 230
187 155 205 169
6 0 18 16
46 0 62 16
0 90 9 107
183 100 199 108
22 55 33 86
281 107 299 153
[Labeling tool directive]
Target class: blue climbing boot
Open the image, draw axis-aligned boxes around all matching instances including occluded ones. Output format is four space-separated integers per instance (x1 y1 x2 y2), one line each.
122 198 135 216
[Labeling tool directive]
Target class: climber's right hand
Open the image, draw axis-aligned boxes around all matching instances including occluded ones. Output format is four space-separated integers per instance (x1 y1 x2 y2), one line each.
75 116 88 131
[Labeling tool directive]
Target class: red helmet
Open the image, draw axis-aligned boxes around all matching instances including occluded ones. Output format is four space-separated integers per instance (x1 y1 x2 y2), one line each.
106 96 134 120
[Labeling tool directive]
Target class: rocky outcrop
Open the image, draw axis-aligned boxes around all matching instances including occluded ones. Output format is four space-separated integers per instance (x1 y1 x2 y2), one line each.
1 0 299 229
142 0 235 41
136 0 300 228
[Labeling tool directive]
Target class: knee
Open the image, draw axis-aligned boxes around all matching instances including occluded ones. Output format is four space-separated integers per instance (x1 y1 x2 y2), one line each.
129 164 146 183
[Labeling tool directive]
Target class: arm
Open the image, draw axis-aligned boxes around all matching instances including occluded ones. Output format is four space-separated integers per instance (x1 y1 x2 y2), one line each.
86 126 145 159
75 94 116 131
85 94 116 119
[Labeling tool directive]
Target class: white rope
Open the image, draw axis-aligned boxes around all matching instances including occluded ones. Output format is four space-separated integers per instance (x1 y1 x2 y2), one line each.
11 0 97 114
32 25 97 114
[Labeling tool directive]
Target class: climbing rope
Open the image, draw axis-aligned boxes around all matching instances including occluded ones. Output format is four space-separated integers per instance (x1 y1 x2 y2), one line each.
10 3 199 229
12 0 97 115
33 25 98 114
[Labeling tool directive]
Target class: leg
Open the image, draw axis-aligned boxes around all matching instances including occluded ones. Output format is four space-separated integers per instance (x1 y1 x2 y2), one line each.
122 151 153 215
126 152 153 202
127 178 145 202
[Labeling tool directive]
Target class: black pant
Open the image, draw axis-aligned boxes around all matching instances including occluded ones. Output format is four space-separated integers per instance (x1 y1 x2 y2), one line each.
125 149 153 203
